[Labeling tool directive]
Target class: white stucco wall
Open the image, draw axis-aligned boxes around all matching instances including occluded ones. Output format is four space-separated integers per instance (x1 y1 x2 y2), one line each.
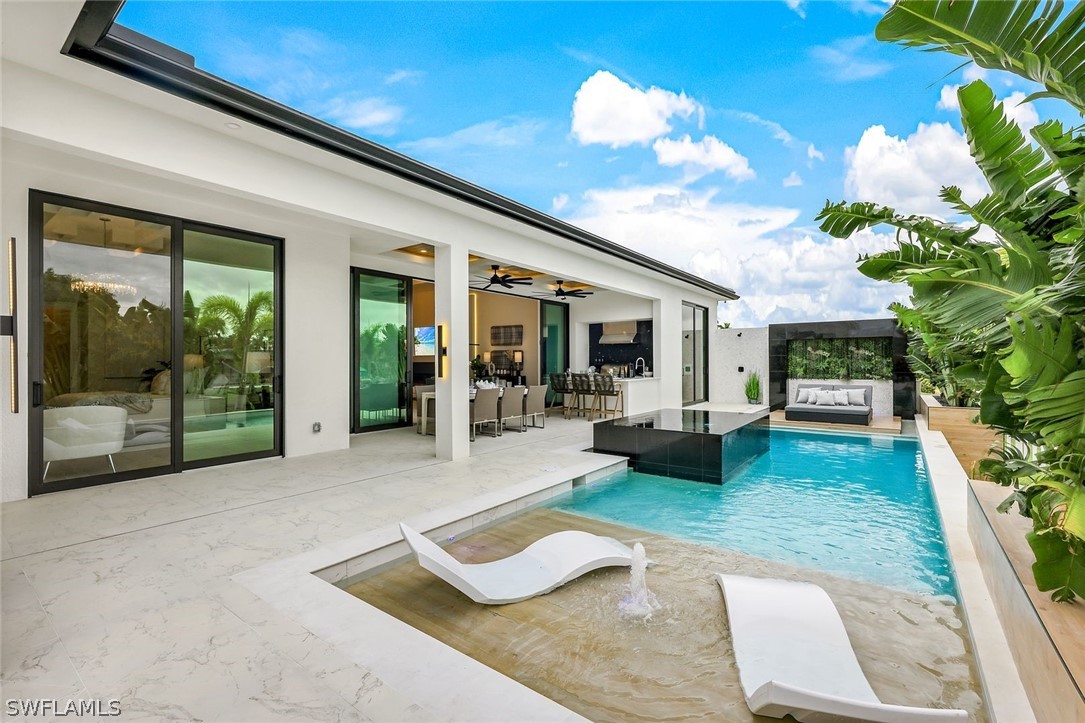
710 327 769 404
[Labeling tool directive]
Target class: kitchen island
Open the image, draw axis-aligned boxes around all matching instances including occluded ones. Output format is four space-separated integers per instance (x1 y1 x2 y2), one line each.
613 376 661 417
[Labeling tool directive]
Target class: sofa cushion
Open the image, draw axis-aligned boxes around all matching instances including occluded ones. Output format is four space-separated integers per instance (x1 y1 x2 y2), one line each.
835 384 873 407
845 388 865 406
814 390 836 406
833 390 849 406
785 403 871 417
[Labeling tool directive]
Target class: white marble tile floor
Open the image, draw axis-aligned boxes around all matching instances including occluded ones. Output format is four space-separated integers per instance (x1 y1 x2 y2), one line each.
1 417 601 721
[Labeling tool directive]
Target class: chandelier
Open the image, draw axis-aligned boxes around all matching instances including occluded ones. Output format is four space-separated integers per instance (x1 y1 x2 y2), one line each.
70 276 137 297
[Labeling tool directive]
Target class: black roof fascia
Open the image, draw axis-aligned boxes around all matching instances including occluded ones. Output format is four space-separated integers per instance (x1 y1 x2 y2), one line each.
58 2 739 301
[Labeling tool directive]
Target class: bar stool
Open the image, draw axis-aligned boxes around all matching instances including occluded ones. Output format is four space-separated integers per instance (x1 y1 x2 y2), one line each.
590 373 624 421
548 373 572 418
570 373 595 418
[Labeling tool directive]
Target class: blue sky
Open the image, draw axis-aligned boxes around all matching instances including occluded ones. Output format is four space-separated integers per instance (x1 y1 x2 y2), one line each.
117 1 1059 326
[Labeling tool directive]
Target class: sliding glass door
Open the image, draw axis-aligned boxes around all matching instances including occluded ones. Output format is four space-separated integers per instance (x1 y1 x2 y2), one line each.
682 302 709 405
182 226 281 465
32 198 175 490
351 269 411 432
29 192 283 495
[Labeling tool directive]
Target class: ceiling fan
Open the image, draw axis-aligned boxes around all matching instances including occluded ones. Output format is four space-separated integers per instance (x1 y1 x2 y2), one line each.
534 280 594 300
471 264 534 290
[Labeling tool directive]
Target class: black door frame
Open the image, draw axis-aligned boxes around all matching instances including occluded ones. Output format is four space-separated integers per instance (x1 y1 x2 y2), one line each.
538 299 570 401
350 267 414 433
27 190 284 496
682 301 710 406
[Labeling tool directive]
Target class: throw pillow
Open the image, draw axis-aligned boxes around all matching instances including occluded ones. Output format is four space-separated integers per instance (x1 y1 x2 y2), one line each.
797 388 820 404
845 388 865 406
833 390 849 406
815 390 835 406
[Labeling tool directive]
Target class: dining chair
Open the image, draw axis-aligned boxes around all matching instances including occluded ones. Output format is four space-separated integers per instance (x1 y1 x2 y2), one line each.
470 387 501 440
590 374 624 421
499 385 528 433
570 373 595 419
524 384 548 428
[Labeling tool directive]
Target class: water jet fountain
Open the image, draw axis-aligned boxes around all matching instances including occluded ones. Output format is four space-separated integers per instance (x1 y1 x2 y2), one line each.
618 542 659 620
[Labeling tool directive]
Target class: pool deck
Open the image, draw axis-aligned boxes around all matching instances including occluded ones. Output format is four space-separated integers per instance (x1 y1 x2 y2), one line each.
0 407 1035 722
0 416 611 721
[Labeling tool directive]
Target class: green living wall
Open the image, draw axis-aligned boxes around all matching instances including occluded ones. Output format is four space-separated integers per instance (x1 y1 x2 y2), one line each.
787 337 893 381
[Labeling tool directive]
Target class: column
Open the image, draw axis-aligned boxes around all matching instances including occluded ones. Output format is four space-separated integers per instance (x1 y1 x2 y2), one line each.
433 242 471 460
654 296 684 408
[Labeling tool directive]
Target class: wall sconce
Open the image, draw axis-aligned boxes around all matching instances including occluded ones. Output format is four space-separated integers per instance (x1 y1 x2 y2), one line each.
2 238 17 413
512 350 523 364
482 351 490 363
436 325 448 378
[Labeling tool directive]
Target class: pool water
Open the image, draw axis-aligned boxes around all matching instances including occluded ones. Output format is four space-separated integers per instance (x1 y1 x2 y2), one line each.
553 429 957 598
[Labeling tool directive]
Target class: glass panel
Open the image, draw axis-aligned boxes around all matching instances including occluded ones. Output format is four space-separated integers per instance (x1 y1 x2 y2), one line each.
40 203 173 484
182 230 277 462
540 302 567 404
357 272 408 429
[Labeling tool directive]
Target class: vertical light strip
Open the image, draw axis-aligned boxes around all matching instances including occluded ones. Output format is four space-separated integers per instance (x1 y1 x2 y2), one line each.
6 237 18 413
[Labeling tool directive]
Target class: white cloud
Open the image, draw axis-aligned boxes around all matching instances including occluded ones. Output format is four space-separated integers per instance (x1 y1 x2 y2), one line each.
844 122 986 217
557 161 569 168
567 184 907 326
846 0 891 15
1002 91 1040 132
385 69 425 85
783 171 803 187
321 96 404 134
402 117 545 152
734 111 797 146
552 193 570 212
937 84 960 111
785 0 806 19
810 36 892 82
652 134 755 182
963 65 987 83
807 143 825 162
571 70 700 148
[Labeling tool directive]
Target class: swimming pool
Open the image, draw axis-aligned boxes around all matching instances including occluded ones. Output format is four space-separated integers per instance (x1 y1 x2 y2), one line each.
552 428 956 598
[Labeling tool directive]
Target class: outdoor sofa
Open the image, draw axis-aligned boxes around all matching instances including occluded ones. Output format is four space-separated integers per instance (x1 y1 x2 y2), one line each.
784 383 873 426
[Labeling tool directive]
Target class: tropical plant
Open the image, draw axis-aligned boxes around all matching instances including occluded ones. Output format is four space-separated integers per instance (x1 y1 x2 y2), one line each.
817 0 1085 601
786 337 893 381
198 290 275 407
744 371 761 403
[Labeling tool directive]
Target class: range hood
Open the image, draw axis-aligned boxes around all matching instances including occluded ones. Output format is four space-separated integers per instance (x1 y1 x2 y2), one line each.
599 321 639 344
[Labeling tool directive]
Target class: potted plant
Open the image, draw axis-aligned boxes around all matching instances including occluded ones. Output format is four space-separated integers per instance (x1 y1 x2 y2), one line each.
470 355 487 381
744 371 761 405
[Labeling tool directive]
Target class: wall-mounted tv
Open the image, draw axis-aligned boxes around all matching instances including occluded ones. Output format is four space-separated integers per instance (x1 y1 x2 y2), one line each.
414 326 435 357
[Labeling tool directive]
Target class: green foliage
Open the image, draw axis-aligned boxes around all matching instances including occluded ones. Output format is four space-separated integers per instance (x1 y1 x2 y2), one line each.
786 338 893 381
820 0 1085 601
744 371 761 402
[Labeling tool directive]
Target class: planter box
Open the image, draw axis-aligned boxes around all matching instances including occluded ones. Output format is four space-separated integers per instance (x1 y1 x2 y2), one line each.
922 395 1002 478
969 480 1085 722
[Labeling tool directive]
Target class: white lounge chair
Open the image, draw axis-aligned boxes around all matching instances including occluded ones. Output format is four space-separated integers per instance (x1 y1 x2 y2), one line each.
715 574 968 723
400 523 639 605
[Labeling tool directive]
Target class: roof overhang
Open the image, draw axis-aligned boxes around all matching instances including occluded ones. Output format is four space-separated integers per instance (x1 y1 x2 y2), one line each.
56 1 739 302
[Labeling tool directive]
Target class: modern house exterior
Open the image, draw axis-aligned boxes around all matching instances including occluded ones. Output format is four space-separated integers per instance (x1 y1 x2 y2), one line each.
0 1 736 501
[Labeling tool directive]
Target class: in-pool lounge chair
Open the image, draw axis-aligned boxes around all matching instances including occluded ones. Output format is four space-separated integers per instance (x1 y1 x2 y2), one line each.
716 574 968 723
399 523 638 605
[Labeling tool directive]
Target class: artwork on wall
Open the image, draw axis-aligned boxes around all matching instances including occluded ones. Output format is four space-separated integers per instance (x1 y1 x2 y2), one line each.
490 324 523 346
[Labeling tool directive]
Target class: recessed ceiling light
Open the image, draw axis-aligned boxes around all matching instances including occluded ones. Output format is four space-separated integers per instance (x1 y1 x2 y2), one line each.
224 122 241 130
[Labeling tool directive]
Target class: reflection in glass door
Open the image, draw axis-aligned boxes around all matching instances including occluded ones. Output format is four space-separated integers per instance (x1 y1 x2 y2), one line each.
182 227 281 464
33 199 174 491
352 269 410 432
682 302 708 405
540 300 569 404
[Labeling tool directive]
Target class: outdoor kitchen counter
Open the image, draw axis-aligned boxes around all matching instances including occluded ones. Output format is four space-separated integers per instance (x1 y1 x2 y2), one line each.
614 377 661 416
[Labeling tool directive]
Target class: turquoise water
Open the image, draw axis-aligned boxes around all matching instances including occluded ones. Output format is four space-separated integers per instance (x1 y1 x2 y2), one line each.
552 429 956 598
